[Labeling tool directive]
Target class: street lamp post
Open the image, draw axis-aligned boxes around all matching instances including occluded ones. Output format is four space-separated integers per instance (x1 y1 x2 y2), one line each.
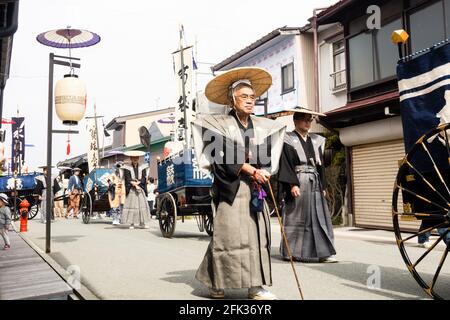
45 53 81 253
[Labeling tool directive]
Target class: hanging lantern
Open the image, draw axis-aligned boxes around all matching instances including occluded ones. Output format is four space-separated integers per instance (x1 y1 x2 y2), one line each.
55 74 87 125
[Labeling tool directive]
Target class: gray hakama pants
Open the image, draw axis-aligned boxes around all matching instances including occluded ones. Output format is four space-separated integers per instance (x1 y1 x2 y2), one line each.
196 179 272 290
121 188 150 226
280 166 336 261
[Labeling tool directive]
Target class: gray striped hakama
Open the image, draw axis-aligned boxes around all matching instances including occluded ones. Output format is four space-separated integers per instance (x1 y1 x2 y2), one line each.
280 165 336 261
195 178 272 290
121 188 150 226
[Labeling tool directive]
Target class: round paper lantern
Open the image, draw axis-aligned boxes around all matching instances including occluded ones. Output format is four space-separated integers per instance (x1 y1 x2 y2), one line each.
55 74 87 125
163 141 183 158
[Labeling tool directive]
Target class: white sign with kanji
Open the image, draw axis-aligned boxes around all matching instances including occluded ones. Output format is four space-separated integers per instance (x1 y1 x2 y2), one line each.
86 118 99 172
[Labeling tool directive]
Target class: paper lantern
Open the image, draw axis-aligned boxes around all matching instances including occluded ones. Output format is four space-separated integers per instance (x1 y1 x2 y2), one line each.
163 141 183 158
55 74 87 125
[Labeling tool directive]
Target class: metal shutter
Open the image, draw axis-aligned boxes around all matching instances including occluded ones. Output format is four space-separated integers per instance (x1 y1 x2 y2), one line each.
352 139 420 230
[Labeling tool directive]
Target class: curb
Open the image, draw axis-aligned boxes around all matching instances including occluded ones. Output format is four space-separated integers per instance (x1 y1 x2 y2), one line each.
12 222 100 300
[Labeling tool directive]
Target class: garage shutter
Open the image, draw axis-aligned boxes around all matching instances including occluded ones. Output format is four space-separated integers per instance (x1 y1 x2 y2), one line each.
352 139 420 230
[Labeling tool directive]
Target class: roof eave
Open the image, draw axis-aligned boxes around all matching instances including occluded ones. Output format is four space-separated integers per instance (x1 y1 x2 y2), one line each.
212 27 303 72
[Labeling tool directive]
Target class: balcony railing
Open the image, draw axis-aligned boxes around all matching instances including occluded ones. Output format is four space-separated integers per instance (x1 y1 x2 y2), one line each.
330 69 347 92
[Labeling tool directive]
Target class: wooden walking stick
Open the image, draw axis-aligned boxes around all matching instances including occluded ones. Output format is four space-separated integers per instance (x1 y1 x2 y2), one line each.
267 180 305 300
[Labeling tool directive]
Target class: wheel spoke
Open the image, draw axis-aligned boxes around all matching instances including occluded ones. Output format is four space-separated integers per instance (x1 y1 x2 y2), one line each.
400 221 450 243
430 230 450 291
396 183 450 211
443 128 450 161
421 142 450 199
393 210 447 218
406 160 450 208
413 233 446 268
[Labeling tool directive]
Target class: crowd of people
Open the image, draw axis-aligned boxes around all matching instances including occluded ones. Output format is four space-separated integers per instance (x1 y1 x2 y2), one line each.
0 66 340 300
30 153 158 228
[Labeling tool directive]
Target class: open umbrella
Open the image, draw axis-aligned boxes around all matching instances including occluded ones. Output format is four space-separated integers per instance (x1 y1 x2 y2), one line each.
36 27 100 49
103 150 124 157
36 27 101 70
157 115 176 124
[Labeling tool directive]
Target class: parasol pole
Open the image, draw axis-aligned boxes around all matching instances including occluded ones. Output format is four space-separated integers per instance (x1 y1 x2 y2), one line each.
267 180 305 300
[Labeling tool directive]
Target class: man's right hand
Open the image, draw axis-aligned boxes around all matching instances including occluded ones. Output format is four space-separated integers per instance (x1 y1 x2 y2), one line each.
291 186 301 198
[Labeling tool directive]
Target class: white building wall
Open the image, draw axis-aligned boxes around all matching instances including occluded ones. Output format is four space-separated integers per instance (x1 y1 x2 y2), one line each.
297 34 316 111
318 26 347 113
230 36 300 116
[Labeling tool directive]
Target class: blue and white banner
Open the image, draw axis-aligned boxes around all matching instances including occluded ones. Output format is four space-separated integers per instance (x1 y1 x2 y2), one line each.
397 43 450 153
11 117 25 173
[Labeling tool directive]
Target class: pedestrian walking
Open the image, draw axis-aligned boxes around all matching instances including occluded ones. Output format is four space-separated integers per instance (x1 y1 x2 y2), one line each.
67 168 83 219
277 107 337 263
108 163 124 225
53 171 65 218
191 67 286 300
0 193 12 250
121 151 151 229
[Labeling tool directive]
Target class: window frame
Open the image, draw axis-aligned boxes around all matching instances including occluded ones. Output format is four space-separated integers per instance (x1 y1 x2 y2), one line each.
346 14 403 92
405 0 449 55
330 38 347 92
281 62 295 94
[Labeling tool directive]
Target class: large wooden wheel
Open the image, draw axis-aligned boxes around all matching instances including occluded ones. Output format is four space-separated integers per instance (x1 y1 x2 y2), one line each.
393 123 450 300
203 213 213 236
158 193 177 238
81 192 92 224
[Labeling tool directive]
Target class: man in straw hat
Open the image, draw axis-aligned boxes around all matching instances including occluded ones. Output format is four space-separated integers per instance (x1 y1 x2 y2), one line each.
277 107 337 263
121 151 151 229
191 67 286 300
67 167 83 219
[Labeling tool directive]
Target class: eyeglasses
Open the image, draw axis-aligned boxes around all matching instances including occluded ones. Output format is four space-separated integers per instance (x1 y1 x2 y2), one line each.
296 117 315 122
236 94 256 101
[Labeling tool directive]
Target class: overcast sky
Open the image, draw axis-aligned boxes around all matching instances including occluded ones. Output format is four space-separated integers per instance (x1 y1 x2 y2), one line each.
3 0 335 171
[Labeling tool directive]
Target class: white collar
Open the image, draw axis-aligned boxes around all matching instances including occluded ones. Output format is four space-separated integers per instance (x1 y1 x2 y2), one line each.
295 130 309 142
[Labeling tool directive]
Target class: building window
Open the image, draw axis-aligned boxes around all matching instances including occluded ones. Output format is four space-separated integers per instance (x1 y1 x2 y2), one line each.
408 0 449 53
281 63 294 93
348 18 402 90
331 39 346 91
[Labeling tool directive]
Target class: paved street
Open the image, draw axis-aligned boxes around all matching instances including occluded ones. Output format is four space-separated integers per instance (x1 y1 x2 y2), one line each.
15 216 450 300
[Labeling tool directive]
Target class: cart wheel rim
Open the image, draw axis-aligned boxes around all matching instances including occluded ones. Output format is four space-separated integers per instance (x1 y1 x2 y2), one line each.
158 193 177 237
392 123 450 300
81 193 92 224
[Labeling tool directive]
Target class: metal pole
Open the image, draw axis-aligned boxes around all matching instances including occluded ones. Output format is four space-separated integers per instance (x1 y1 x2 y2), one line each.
263 98 268 118
0 87 4 131
313 11 319 113
46 53 54 253
313 8 328 113
179 31 189 149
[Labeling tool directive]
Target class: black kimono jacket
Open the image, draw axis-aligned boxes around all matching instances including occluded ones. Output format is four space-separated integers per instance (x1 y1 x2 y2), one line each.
123 164 148 197
277 132 326 202
208 110 272 208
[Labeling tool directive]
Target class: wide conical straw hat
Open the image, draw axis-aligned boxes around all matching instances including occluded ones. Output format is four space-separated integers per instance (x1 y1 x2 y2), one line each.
205 67 272 105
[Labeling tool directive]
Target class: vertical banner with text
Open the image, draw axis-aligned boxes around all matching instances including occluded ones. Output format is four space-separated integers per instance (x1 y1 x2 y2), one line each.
172 46 195 149
11 117 25 173
86 118 99 172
